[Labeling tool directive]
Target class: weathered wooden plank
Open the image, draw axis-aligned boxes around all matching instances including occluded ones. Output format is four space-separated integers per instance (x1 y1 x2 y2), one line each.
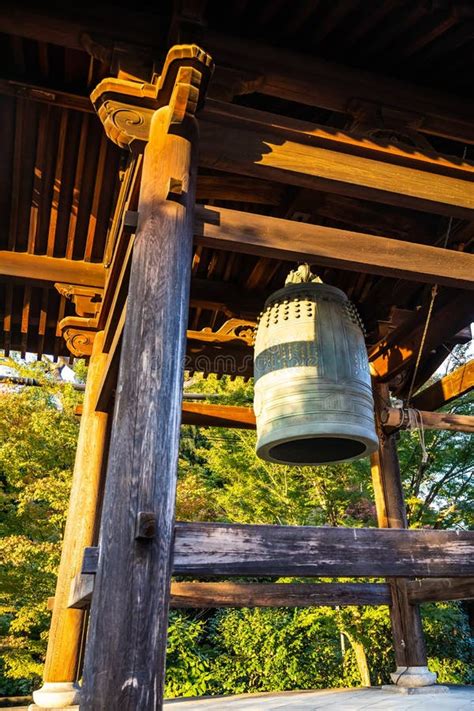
406 577 474 604
81 47 213 711
181 402 256 429
67 577 392 609
194 205 474 289
0 251 105 287
382 407 474 433
169 582 391 608
172 523 474 578
199 101 474 218
411 360 474 411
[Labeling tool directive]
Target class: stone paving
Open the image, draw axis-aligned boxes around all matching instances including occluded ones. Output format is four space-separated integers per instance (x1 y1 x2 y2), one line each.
5 686 474 710
164 686 474 710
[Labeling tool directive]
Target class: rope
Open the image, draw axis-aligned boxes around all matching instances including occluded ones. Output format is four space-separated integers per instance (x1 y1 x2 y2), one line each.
405 284 438 405
406 407 428 463
405 146 467 405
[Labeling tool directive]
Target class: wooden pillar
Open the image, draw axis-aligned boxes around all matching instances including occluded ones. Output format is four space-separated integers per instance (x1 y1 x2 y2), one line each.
81 47 213 710
371 382 436 686
32 332 108 709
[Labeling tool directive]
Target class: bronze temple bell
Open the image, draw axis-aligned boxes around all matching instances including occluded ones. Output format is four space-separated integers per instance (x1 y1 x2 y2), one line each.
253 266 378 465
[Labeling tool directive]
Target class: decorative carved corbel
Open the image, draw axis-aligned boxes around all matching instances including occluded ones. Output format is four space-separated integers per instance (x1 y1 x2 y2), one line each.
91 44 214 150
187 318 257 347
59 317 99 358
55 284 103 318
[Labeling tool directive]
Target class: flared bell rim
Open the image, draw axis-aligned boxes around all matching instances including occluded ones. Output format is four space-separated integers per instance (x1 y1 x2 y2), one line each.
256 431 378 466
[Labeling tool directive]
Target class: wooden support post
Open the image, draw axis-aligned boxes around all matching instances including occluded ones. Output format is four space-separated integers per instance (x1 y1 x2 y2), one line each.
32 332 108 710
81 46 213 711
371 382 436 688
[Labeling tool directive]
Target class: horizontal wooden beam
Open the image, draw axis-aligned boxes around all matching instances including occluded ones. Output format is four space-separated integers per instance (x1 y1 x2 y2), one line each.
406 577 474 604
199 100 474 219
412 360 474 411
68 575 391 609
0 251 106 287
173 523 473 578
181 401 255 429
194 205 474 289
82 525 474 578
201 30 474 145
169 581 391 608
382 407 474 433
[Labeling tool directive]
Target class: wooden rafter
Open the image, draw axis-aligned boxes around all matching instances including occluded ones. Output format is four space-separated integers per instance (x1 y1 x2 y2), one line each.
0 251 105 287
411 360 474 411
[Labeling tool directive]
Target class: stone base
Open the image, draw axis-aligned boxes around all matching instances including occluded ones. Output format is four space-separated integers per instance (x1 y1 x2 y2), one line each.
382 685 450 695
390 665 437 687
31 681 80 709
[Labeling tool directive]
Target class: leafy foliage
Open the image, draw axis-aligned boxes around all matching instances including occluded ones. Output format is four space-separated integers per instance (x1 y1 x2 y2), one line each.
0 357 81 693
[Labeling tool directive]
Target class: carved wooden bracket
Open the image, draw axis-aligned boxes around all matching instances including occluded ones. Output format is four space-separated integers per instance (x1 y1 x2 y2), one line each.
59 317 98 357
55 284 103 318
187 318 257 347
91 44 214 150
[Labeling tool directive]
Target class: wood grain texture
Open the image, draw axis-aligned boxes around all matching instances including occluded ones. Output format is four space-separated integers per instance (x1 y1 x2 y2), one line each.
81 49 211 711
169 582 391 608
172 522 474 578
194 205 474 289
411 360 474 411
383 407 474 433
198 101 474 218
181 402 256 428
68 573 94 609
0 250 105 287
42 332 108 683
406 577 474 603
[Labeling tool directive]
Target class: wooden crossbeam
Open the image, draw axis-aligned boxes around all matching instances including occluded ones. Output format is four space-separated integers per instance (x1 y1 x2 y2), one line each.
405 577 474 604
169 582 391 608
201 30 474 145
199 101 474 219
82 524 474 579
411 360 474 411
68 577 391 610
194 204 474 289
172 524 474 578
382 407 474 433
182 402 256 429
0 251 105 287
